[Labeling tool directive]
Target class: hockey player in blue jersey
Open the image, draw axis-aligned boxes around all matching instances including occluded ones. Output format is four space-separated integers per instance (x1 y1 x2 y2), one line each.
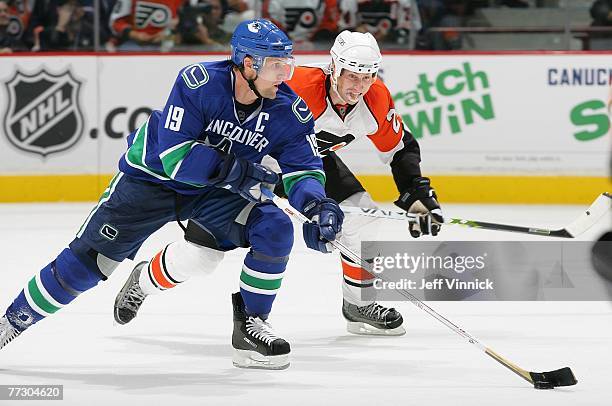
0 19 344 370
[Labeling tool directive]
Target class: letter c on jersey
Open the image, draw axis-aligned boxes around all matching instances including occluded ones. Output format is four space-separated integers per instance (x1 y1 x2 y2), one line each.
255 112 269 132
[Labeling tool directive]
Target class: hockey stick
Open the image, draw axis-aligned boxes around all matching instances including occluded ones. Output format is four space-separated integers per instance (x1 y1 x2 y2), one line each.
262 188 578 389
340 192 611 238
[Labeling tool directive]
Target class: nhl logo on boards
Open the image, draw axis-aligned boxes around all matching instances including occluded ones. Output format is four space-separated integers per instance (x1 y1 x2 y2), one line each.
3 68 84 157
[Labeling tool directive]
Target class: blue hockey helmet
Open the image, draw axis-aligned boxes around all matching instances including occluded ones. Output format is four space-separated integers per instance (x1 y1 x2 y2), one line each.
231 19 295 81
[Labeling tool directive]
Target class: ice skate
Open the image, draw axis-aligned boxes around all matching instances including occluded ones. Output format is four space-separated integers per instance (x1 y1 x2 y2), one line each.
0 315 22 350
343 299 406 336
114 261 148 325
231 292 290 370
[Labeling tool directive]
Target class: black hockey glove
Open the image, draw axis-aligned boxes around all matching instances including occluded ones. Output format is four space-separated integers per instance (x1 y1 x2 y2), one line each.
210 154 279 203
302 198 344 253
394 177 444 238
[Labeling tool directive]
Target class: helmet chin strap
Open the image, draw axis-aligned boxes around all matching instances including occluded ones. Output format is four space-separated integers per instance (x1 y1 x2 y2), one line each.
239 66 264 99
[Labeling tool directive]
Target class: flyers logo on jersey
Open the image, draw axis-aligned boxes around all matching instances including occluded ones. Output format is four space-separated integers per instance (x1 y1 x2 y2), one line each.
135 1 172 29
316 131 355 156
3 69 84 157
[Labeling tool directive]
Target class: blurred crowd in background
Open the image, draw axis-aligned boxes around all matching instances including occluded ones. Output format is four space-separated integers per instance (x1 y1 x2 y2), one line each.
0 0 611 53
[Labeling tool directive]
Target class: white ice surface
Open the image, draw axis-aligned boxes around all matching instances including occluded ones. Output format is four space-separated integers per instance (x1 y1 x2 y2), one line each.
0 202 611 405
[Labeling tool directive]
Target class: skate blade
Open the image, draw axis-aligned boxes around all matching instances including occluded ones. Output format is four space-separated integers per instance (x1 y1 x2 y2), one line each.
346 321 406 336
232 349 290 370
112 308 130 326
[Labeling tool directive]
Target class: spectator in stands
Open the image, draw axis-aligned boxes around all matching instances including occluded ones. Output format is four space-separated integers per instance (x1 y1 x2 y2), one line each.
96 0 116 51
109 0 181 51
4 0 31 42
263 0 338 48
225 0 248 13
591 0 612 27
590 0 612 49
177 0 231 48
338 0 421 44
219 0 254 31
0 0 14 54
25 0 97 51
0 0 26 52
418 0 469 50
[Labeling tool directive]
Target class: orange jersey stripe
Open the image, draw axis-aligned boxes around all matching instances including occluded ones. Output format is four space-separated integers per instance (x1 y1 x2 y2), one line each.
150 250 175 289
363 79 404 153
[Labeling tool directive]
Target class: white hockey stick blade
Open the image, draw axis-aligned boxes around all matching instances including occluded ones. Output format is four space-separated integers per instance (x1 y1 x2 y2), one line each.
563 192 611 237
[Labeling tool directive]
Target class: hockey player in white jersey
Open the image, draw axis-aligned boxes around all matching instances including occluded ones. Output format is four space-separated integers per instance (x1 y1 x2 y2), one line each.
271 30 444 336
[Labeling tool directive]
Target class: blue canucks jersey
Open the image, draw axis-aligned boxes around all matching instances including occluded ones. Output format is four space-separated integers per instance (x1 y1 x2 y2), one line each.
118 60 326 210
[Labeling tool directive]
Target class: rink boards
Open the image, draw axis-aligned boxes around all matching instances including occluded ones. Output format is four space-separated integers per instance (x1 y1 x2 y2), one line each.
0 52 610 203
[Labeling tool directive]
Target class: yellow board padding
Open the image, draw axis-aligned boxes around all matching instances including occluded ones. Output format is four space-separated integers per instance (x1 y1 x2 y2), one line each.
357 174 612 204
0 174 114 203
0 174 610 204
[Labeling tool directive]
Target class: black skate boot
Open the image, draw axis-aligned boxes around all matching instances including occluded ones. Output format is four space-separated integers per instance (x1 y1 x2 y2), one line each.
114 261 148 325
231 292 290 370
0 315 22 350
342 299 406 336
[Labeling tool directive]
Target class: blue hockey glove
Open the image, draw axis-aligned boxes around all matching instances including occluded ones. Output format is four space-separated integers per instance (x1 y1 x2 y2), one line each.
394 177 444 238
302 198 344 253
210 154 279 203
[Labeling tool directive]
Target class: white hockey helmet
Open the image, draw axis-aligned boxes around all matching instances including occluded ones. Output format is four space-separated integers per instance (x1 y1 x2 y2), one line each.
330 30 382 81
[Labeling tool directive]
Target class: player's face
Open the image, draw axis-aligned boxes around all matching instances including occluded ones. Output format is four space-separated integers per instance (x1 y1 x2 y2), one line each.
248 57 294 99
254 75 283 99
337 70 376 104
241 57 278 99
208 0 222 22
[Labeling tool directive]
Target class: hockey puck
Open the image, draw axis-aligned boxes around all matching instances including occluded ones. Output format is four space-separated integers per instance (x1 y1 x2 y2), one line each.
533 381 555 389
